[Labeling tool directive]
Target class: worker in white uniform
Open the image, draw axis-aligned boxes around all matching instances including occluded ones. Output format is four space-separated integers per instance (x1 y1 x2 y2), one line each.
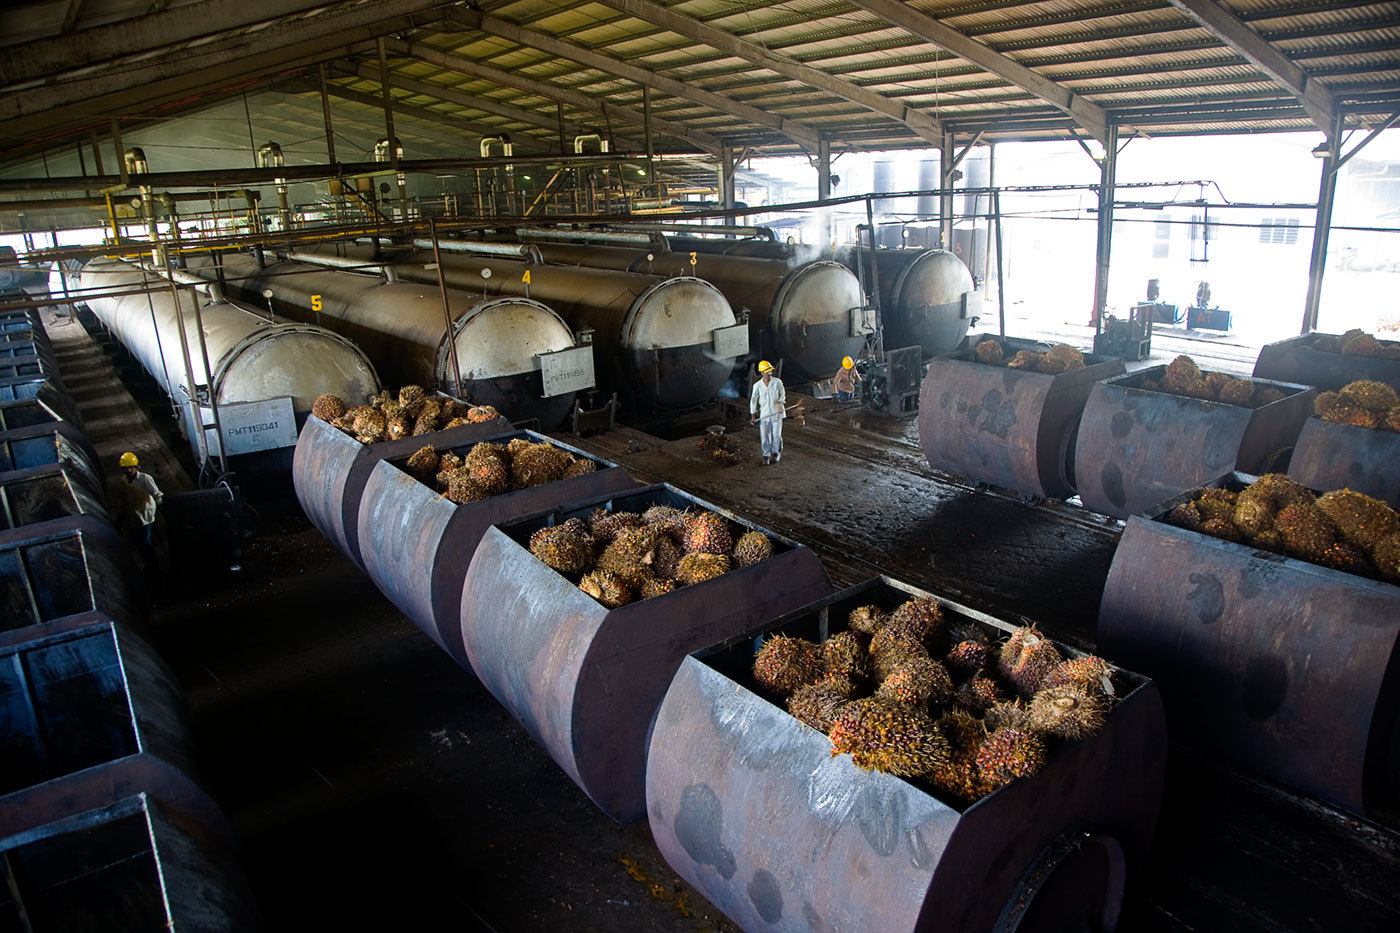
117 450 163 572
749 360 786 465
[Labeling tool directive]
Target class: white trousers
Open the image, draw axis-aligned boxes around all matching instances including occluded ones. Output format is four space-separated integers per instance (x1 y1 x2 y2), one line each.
759 418 783 458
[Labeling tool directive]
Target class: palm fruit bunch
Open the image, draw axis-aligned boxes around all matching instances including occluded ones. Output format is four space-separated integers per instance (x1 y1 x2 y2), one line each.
1315 379 1400 432
975 727 1047 790
754 635 823 695
926 709 994 803
352 408 387 444
404 445 439 482
510 441 573 488
528 518 595 574
732 530 773 567
318 384 505 444
828 698 950 777
311 393 346 421
578 570 632 609
1149 355 1279 407
1034 343 1086 375
1165 475 1400 581
1313 328 1400 359
973 339 1004 364
411 435 597 502
541 503 775 607
685 512 733 555
787 680 853 733
758 597 1121 802
975 340 1086 375
998 625 1063 698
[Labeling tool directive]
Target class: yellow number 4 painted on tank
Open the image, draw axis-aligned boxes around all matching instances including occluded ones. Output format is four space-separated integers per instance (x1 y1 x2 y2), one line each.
522 270 531 284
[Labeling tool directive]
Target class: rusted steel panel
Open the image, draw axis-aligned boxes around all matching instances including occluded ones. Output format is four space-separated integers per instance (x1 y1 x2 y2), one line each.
0 460 108 530
1288 417 1400 509
0 382 85 431
647 577 1166 933
357 431 637 668
1099 488 1400 814
290 413 509 569
0 617 193 799
0 789 259 931
0 421 101 481
1075 368 1315 519
0 514 141 639
918 337 1125 499
0 376 53 403
1254 333 1400 392
460 485 834 823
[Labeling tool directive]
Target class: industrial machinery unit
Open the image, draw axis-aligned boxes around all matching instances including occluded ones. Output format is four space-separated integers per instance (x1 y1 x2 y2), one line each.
78 258 380 480
511 239 866 383
665 235 979 360
311 244 747 415
194 252 589 430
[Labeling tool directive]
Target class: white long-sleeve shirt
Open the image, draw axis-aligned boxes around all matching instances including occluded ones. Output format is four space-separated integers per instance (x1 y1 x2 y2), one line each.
750 376 786 421
121 471 163 526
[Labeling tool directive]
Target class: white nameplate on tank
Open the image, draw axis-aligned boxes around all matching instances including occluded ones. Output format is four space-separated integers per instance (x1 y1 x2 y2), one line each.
213 397 298 454
538 346 596 397
711 323 750 359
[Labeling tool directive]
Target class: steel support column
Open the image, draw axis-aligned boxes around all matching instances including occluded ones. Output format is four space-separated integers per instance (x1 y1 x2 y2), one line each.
817 139 832 246
1302 111 1345 334
1092 123 1120 330
318 63 337 164
940 131 956 250
720 147 737 226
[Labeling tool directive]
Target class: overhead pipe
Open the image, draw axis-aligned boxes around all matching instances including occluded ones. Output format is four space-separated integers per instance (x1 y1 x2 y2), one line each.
257 142 290 231
410 238 542 263
124 148 157 244
513 227 663 250
479 136 515 214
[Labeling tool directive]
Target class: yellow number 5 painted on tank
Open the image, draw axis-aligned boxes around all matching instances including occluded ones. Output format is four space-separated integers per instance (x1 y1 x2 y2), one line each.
311 294 322 312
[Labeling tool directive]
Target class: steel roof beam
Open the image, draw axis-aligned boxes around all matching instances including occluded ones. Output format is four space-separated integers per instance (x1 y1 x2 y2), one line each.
454 10 821 150
0 1 454 125
1165 0 1334 133
0 0 420 88
591 0 944 146
844 0 1109 143
318 83 550 151
349 65 613 146
383 39 725 154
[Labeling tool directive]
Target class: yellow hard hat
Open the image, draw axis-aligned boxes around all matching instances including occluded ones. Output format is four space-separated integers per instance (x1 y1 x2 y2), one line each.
757 360 774 374
119 451 139 467
842 356 854 369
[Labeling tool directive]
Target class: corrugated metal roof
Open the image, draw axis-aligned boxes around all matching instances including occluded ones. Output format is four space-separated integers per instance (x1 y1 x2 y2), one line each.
0 0 1394 167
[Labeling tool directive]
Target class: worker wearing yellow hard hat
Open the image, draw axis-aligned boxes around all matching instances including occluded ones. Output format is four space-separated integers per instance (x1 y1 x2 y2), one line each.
115 451 164 576
749 360 786 465
833 354 862 402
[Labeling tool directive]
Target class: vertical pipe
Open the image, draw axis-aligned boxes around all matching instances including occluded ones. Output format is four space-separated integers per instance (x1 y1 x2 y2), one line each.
377 39 398 171
158 247 212 469
557 103 567 156
866 196 883 360
940 130 956 250
721 147 736 226
180 273 227 479
643 85 656 188
817 139 831 246
318 63 338 164
428 217 464 398
994 188 1006 339
110 119 126 185
1091 124 1119 334
1302 111 1344 334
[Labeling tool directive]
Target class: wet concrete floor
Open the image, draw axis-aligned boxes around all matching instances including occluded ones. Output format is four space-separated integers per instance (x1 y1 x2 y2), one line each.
41 311 1400 933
